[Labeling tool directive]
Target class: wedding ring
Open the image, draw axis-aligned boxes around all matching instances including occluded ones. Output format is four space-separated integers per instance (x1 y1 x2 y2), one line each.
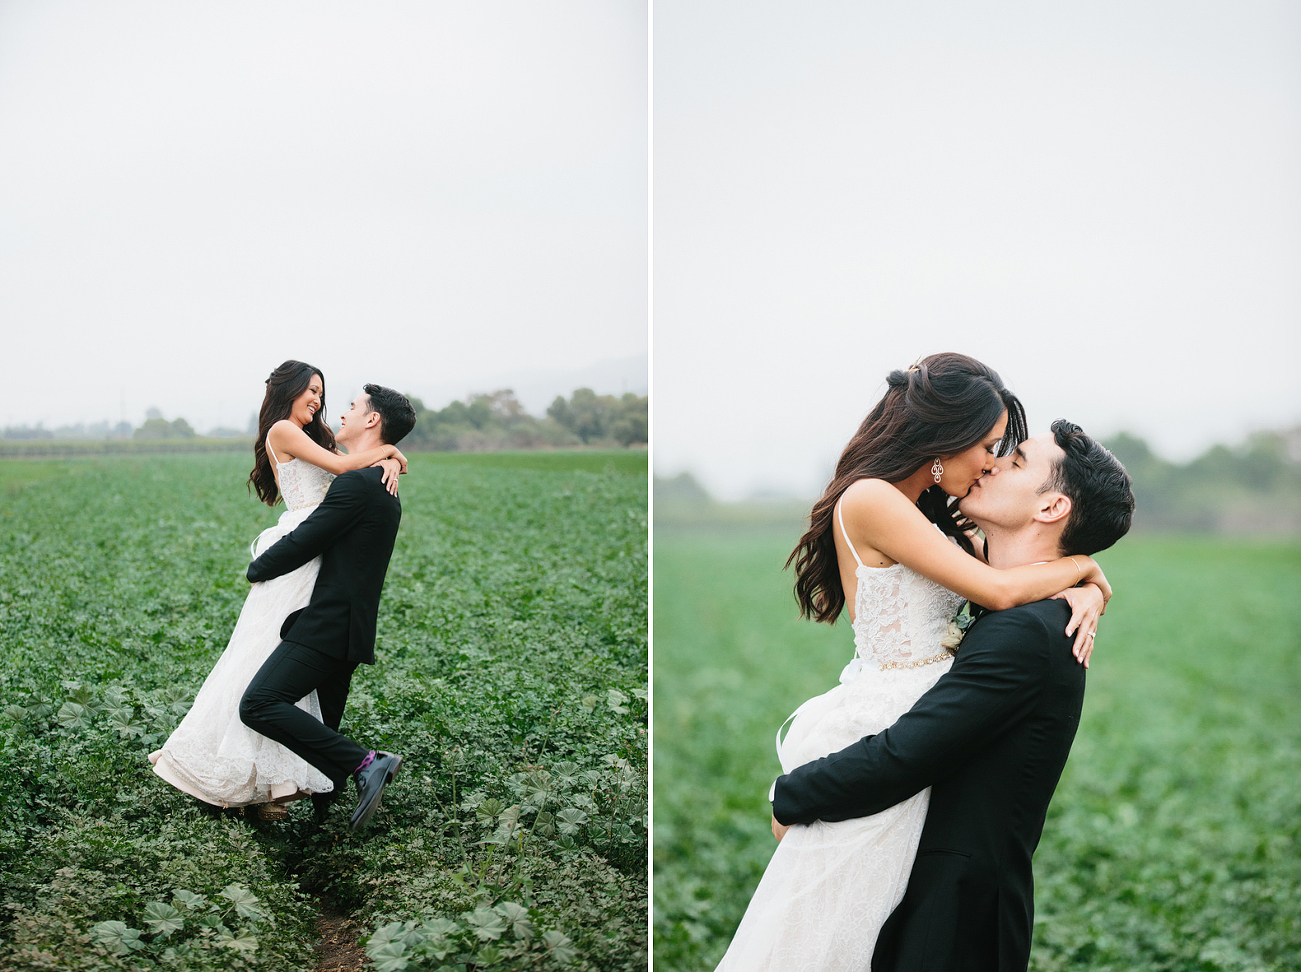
1086 632 1095 640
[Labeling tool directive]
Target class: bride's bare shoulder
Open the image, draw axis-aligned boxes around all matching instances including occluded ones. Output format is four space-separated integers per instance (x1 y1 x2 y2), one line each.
265 421 308 462
840 478 911 513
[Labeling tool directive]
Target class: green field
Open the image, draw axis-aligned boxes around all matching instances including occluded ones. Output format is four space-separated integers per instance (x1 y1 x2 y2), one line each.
0 450 647 971
653 527 1301 971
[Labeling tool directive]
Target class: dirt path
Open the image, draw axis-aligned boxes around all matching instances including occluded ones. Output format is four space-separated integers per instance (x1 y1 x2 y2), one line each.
315 899 368 972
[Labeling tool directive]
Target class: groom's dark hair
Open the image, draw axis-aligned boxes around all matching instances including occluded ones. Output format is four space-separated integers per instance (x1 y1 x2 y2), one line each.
1041 419 1135 556
363 384 417 445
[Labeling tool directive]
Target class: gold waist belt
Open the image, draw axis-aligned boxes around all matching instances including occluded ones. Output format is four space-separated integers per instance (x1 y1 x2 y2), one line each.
879 649 955 671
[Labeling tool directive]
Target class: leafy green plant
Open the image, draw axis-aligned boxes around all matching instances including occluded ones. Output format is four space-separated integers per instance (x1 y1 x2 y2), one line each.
653 531 1301 971
0 452 646 969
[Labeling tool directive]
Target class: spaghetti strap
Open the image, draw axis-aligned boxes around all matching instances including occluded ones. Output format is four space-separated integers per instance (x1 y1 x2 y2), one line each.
266 435 284 467
837 501 865 569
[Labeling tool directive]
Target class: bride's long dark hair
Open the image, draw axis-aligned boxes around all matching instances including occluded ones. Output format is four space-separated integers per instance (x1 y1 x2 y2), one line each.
248 360 338 507
787 352 1027 624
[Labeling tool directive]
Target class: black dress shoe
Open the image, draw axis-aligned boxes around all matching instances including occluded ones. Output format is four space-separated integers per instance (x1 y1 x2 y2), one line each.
349 752 403 831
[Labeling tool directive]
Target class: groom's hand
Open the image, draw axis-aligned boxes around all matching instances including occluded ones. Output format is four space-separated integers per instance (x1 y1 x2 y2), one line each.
771 814 790 842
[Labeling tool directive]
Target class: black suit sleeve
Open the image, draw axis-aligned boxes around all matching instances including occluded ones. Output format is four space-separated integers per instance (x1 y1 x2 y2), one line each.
246 471 372 582
772 606 1055 826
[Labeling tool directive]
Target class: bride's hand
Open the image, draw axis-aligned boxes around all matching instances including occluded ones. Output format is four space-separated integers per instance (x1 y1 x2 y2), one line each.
1052 583 1104 668
386 446 409 475
1077 557 1112 608
772 814 790 842
372 458 402 496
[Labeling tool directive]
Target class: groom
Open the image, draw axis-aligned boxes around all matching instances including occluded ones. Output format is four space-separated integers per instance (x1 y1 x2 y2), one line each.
239 383 416 831
772 420 1135 972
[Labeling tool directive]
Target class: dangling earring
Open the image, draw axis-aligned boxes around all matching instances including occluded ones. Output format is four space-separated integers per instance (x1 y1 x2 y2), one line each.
931 459 944 484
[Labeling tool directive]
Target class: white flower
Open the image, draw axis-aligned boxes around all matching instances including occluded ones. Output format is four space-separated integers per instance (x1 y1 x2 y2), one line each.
939 621 964 651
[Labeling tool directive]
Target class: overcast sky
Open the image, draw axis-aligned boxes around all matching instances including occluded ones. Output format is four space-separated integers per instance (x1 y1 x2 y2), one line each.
0 1 647 432
655 0 1301 499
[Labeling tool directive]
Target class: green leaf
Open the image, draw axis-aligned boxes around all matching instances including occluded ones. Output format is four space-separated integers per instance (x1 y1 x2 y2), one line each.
522 770 551 804
556 807 589 835
217 927 259 952
66 684 100 711
91 920 146 955
542 929 577 964
367 921 407 951
143 701 167 721
57 701 93 730
108 707 144 738
220 883 265 921
534 810 557 837
142 901 185 937
495 901 535 940
104 702 133 722
368 941 410 971
2 705 26 722
465 907 507 941
607 688 629 715
475 944 502 965
419 917 459 939
102 685 129 706
172 889 208 910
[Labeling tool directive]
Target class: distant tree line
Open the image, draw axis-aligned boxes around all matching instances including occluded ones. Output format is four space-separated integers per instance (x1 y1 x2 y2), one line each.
1103 428 1301 533
2 421 134 441
547 388 648 446
3 388 650 454
134 407 196 440
403 388 647 452
2 407 211 442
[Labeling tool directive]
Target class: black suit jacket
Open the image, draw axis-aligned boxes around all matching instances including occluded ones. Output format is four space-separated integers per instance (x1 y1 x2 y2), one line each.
247 466 401 666
772 598 1086 972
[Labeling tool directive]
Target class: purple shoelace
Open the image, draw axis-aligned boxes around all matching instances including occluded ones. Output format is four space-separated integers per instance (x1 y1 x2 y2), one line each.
354 750 377 775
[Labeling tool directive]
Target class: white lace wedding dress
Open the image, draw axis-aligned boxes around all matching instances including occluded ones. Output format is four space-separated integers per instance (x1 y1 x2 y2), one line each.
149 445 336 806
714 506 965 972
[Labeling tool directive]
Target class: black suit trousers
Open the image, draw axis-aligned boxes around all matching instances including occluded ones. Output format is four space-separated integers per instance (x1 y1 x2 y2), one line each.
239 640 369 789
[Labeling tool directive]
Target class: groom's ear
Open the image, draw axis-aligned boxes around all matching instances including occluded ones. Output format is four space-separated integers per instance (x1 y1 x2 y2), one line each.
1034 492 1071 525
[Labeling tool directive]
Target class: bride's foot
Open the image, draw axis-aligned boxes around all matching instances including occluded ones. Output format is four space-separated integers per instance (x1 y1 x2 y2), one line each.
255 802 290 821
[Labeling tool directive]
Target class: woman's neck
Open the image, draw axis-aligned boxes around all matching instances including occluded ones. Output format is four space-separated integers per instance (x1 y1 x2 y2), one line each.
893 465 936 504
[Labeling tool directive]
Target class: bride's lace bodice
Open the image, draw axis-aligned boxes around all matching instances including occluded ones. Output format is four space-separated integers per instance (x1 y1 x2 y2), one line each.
275 454 334 511
849 563 965 669
834 502 965 678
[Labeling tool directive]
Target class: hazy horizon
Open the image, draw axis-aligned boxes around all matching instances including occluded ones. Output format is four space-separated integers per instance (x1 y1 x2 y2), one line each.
0 2 648 435
2 350 650 435
655 0 1301 501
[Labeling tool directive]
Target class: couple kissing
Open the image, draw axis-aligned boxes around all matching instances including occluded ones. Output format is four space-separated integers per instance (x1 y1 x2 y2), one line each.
716 352 1137 972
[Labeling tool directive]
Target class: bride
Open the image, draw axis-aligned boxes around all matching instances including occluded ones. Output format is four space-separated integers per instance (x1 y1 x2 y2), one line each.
149 360 407 816
714 353 1110 971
